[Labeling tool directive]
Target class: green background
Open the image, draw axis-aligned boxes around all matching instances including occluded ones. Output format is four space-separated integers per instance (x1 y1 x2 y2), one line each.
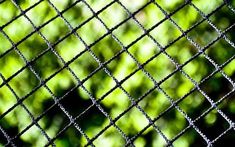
0 0 235 146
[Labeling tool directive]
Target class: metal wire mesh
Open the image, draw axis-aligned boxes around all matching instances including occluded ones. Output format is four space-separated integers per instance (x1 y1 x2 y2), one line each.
0 0 235 146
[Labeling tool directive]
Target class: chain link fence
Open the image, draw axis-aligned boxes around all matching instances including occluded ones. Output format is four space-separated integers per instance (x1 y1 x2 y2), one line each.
0 0 235 146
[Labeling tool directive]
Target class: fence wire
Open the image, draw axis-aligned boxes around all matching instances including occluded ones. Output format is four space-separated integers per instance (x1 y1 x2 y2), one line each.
0 0 235 146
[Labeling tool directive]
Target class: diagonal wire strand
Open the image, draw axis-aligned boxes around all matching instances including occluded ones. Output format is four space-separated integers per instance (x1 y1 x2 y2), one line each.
1 1 235 146
2 2 230 145
0 0 43 30
0 21 56 147
2 0 140 146
224 0 235 13
126 1 235 145
46 4 235 146
0 0 149 89
78 0 218 146
0 1 153 143
3 0 93 146
126 1 235 144
126 21 235 145
115 0 212 145
46 0 131 144
79 0 171 145
0 0 116 60
153 0 235 132
0 71 54 146
0 125 16 147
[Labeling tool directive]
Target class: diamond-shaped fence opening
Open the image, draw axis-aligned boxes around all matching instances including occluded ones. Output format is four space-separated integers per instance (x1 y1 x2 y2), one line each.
0 0 235 146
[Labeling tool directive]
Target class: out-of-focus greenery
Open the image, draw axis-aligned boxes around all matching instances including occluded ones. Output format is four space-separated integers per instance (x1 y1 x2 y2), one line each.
0 0 235 146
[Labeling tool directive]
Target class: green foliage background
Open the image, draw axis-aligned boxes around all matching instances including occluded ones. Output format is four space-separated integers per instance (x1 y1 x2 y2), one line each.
0 0 235 146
